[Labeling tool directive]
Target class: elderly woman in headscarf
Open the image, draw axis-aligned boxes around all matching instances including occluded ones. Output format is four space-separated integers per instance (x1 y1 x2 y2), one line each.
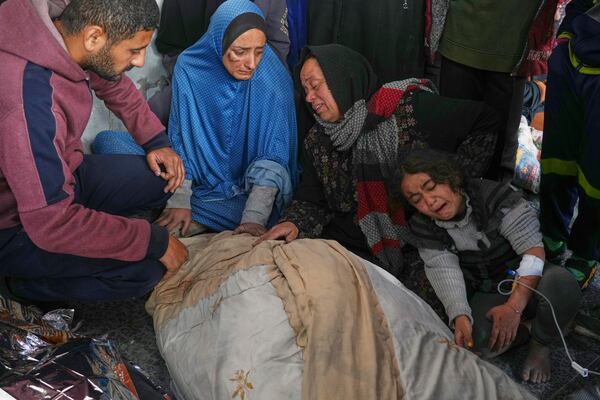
258 44 499 276
93 0 299 237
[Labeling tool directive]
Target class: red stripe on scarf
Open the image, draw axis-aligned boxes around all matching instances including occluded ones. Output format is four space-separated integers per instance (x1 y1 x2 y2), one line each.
368 88 404 119
368 83 430 119
357 181 407 224
371 239 402 255
357 181 389 219
391 208 406 225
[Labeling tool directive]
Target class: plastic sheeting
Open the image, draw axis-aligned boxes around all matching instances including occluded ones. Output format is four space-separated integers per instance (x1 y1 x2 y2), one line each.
0 298 169 400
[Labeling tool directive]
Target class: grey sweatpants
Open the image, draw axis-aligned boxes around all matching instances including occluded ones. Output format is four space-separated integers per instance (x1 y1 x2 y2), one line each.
469 263 582 358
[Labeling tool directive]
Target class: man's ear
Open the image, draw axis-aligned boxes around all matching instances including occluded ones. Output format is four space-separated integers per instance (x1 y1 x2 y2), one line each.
82 25 108 52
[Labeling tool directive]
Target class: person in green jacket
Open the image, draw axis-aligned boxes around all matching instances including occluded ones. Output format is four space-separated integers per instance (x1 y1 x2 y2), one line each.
439 0 551 182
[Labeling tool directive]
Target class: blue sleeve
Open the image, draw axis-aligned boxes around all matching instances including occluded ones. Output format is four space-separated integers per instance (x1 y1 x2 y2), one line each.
244 158 293 213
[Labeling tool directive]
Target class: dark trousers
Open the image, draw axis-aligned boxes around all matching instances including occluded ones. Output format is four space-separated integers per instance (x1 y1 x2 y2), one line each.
440 56 525 181
540 42 600 262
0 155 171 302
469 264 581 358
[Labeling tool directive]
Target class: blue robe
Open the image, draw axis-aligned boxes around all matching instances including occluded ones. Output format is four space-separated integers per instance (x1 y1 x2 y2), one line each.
170 0 298 231
94 0 299 231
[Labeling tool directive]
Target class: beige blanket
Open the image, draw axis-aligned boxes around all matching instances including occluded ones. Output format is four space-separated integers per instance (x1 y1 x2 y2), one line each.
147 232 403 400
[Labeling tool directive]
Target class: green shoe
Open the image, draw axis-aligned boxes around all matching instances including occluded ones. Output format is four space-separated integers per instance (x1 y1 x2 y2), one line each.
565 257 598 289
543 236 566 264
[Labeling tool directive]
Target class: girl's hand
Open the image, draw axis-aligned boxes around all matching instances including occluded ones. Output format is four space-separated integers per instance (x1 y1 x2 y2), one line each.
454 315 474 349
486 304 521 351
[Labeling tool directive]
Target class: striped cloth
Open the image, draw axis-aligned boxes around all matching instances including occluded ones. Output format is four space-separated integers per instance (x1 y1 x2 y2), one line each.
353 79 436 275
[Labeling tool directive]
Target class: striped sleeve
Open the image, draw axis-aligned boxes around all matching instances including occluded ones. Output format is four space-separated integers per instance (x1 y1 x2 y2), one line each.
0 63 162 261
498 199 543 255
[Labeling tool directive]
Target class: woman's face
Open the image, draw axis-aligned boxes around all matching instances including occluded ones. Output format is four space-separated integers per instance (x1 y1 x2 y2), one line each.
300 58 341 122
222 28 266 80
400 172 465 221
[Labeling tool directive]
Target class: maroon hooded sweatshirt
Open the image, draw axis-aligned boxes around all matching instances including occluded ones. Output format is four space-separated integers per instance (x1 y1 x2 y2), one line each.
0 0 171 261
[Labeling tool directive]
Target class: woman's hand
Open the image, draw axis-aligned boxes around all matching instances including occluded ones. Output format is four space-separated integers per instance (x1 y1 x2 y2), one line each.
156 208 192 236
253 222 299 245
453 315 474 349
234 223 266 237
486 304 521 352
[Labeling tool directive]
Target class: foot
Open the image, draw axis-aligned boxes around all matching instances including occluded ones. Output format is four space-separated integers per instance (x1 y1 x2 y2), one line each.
521 340 551 384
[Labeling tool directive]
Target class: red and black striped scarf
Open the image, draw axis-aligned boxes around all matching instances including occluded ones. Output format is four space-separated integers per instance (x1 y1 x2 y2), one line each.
315 74 435 275
353 79 435 275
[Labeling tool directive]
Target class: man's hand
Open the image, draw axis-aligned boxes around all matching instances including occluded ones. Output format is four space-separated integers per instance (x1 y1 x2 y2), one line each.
234 223 266 237
454 315 474 349
486 304 521 352
156 208 192 236
253 221 299 246
146 147 185 193
159 235 188 281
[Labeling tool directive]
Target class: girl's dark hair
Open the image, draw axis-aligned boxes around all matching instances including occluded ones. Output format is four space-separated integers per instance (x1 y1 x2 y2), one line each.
388 148 465 211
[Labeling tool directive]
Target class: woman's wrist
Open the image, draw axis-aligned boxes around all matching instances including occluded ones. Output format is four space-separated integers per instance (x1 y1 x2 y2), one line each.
503 302 522 315
454 314 471 324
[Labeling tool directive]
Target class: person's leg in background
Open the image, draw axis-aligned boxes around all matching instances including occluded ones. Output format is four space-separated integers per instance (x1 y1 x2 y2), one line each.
440 56 484 102
147 53 179 127
566 187 600 288
440 56 522 181
424 56 442 89
499 75 526 181
563 67 600 287
541 42 600 288
539 43 581 263
0 154 171 302
539 173 578 261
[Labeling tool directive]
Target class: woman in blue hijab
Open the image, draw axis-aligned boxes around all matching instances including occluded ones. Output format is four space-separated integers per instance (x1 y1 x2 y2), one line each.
95 0 299 236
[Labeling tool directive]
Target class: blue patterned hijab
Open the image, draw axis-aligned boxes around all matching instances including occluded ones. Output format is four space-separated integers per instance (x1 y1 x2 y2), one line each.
168 0 298 228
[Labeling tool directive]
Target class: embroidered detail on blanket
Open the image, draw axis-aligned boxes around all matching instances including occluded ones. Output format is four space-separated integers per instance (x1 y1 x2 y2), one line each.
230 370 254 400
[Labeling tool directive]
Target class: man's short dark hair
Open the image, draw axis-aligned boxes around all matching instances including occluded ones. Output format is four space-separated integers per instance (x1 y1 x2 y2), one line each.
58 0 160 43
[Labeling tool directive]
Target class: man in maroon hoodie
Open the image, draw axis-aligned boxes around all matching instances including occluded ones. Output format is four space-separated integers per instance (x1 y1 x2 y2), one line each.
0 0 188 303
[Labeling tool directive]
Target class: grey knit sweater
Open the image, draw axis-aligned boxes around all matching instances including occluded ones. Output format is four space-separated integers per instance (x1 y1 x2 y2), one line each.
418 196 543 325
